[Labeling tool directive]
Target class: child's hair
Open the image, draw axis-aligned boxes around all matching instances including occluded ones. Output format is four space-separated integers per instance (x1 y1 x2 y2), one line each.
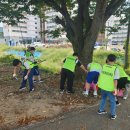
107 54 116 62
13 59 21 66
30 47 35 51
73 52 78 57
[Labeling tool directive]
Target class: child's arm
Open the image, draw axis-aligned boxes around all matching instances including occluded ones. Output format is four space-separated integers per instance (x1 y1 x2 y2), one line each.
24 69 31 80
13 67 17 77
113 68 119 95
80 65 88 73
113 80 118 95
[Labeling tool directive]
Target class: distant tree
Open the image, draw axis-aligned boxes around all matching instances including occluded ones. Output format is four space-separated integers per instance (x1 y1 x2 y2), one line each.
110 1 130 68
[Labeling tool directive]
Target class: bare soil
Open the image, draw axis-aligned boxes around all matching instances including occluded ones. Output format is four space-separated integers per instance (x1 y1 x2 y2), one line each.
0 65 98 130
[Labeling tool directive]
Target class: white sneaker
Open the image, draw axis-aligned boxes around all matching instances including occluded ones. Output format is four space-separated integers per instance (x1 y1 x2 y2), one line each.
83 91 89 97
93 90 98 97
123 95 128 100
19 87 26 91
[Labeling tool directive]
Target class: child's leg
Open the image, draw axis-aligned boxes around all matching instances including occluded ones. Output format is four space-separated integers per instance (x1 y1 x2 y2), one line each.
93 72 99 96
60 69 67 91
83 72 92 96
20 70 27 90
123 83 129 99
28 68 34 91
98 90 107 112
83 82 90 96
108 92 116 117
115 96 121 106
93 83 98 96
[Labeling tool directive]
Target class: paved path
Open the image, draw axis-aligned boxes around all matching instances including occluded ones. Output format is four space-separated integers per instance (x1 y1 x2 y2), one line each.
15 96 130 130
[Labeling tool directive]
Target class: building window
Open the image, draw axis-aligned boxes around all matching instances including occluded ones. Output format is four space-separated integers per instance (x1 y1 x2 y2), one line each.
35 22 37 24
35 27 37 29
12 30 27 33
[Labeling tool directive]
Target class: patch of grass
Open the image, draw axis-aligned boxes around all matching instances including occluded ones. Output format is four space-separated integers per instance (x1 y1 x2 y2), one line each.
39 48 72 73
0 55 16 65
93 50 124 65
0 45 126 73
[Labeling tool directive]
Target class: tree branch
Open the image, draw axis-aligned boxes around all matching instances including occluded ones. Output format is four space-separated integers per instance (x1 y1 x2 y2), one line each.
43 0 62 13
60 0 76 33
55 16 66 28
104 0 126 22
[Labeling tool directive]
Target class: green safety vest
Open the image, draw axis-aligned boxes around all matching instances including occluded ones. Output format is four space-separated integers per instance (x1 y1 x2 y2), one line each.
21 61 34 70
25 51 32 57
98 64 117 91
90 62 102 71
115 64 128 78
63 55 77 72
25 51 38 67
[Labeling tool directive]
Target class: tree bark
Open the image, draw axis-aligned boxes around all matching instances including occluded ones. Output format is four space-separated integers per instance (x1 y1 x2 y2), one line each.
125 17 130 69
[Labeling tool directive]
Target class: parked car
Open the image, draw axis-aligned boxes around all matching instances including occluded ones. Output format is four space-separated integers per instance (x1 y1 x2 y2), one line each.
30 42 45 47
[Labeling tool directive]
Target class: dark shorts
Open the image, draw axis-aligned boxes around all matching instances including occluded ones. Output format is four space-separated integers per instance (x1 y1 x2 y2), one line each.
86 71 99 84
34 66 40 76
117 77 129 89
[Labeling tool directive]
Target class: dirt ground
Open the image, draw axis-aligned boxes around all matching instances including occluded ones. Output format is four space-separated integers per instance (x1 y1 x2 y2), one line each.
0 65 98 130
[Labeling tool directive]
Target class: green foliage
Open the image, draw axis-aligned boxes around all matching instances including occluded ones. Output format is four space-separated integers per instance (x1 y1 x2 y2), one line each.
0 44 9 52
0 55 15 64
93 50 124 65
0 46 126 74
39 48 72 73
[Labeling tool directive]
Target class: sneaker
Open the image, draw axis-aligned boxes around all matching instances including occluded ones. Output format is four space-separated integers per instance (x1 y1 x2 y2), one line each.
29 88 34 92
39 80 44 83
116 101 121 106
93 90 98 97
82 91 89 97
97 110 107 115
111 115 117 120
19 87 26 91
123 95 128 100
60 89 64 94
66 90 75 94
33 80 37 83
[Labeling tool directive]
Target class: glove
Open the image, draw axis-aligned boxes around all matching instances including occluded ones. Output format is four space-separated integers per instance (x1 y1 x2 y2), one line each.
13 73 16 77
24 75 28 80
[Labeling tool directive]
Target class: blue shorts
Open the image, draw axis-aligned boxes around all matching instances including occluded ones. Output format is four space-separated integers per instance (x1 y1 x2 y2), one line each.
34 66 40 76
86 71 99 84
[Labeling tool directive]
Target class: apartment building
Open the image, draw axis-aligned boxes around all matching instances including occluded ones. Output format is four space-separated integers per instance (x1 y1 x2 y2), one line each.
106 15 127 45
45 9 67 43
2 14 41 45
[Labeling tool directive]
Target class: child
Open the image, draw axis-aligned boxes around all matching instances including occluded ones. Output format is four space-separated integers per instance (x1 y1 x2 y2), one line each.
83 62 102 97
115 64 130 102
97 54 119 120
13 59 35 92
25 47 43 83
60 53 87 94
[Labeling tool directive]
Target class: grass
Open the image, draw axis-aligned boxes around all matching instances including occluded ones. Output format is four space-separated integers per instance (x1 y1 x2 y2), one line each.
0 44 127 73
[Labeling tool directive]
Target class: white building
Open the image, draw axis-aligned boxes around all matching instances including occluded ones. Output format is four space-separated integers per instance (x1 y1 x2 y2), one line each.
2 14 41 45
45 9 67 43
106 15 127 45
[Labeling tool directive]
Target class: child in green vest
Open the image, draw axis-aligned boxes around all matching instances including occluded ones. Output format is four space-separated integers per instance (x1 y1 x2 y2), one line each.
25 47 43 83
12 59 35 92
97 54 119 120
116 64 130 100
83 62 102 97
60 53 87 94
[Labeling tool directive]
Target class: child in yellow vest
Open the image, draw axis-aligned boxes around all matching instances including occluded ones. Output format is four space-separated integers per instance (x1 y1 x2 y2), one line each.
60 53 87 94
97 54 119 120
83 62 102 97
